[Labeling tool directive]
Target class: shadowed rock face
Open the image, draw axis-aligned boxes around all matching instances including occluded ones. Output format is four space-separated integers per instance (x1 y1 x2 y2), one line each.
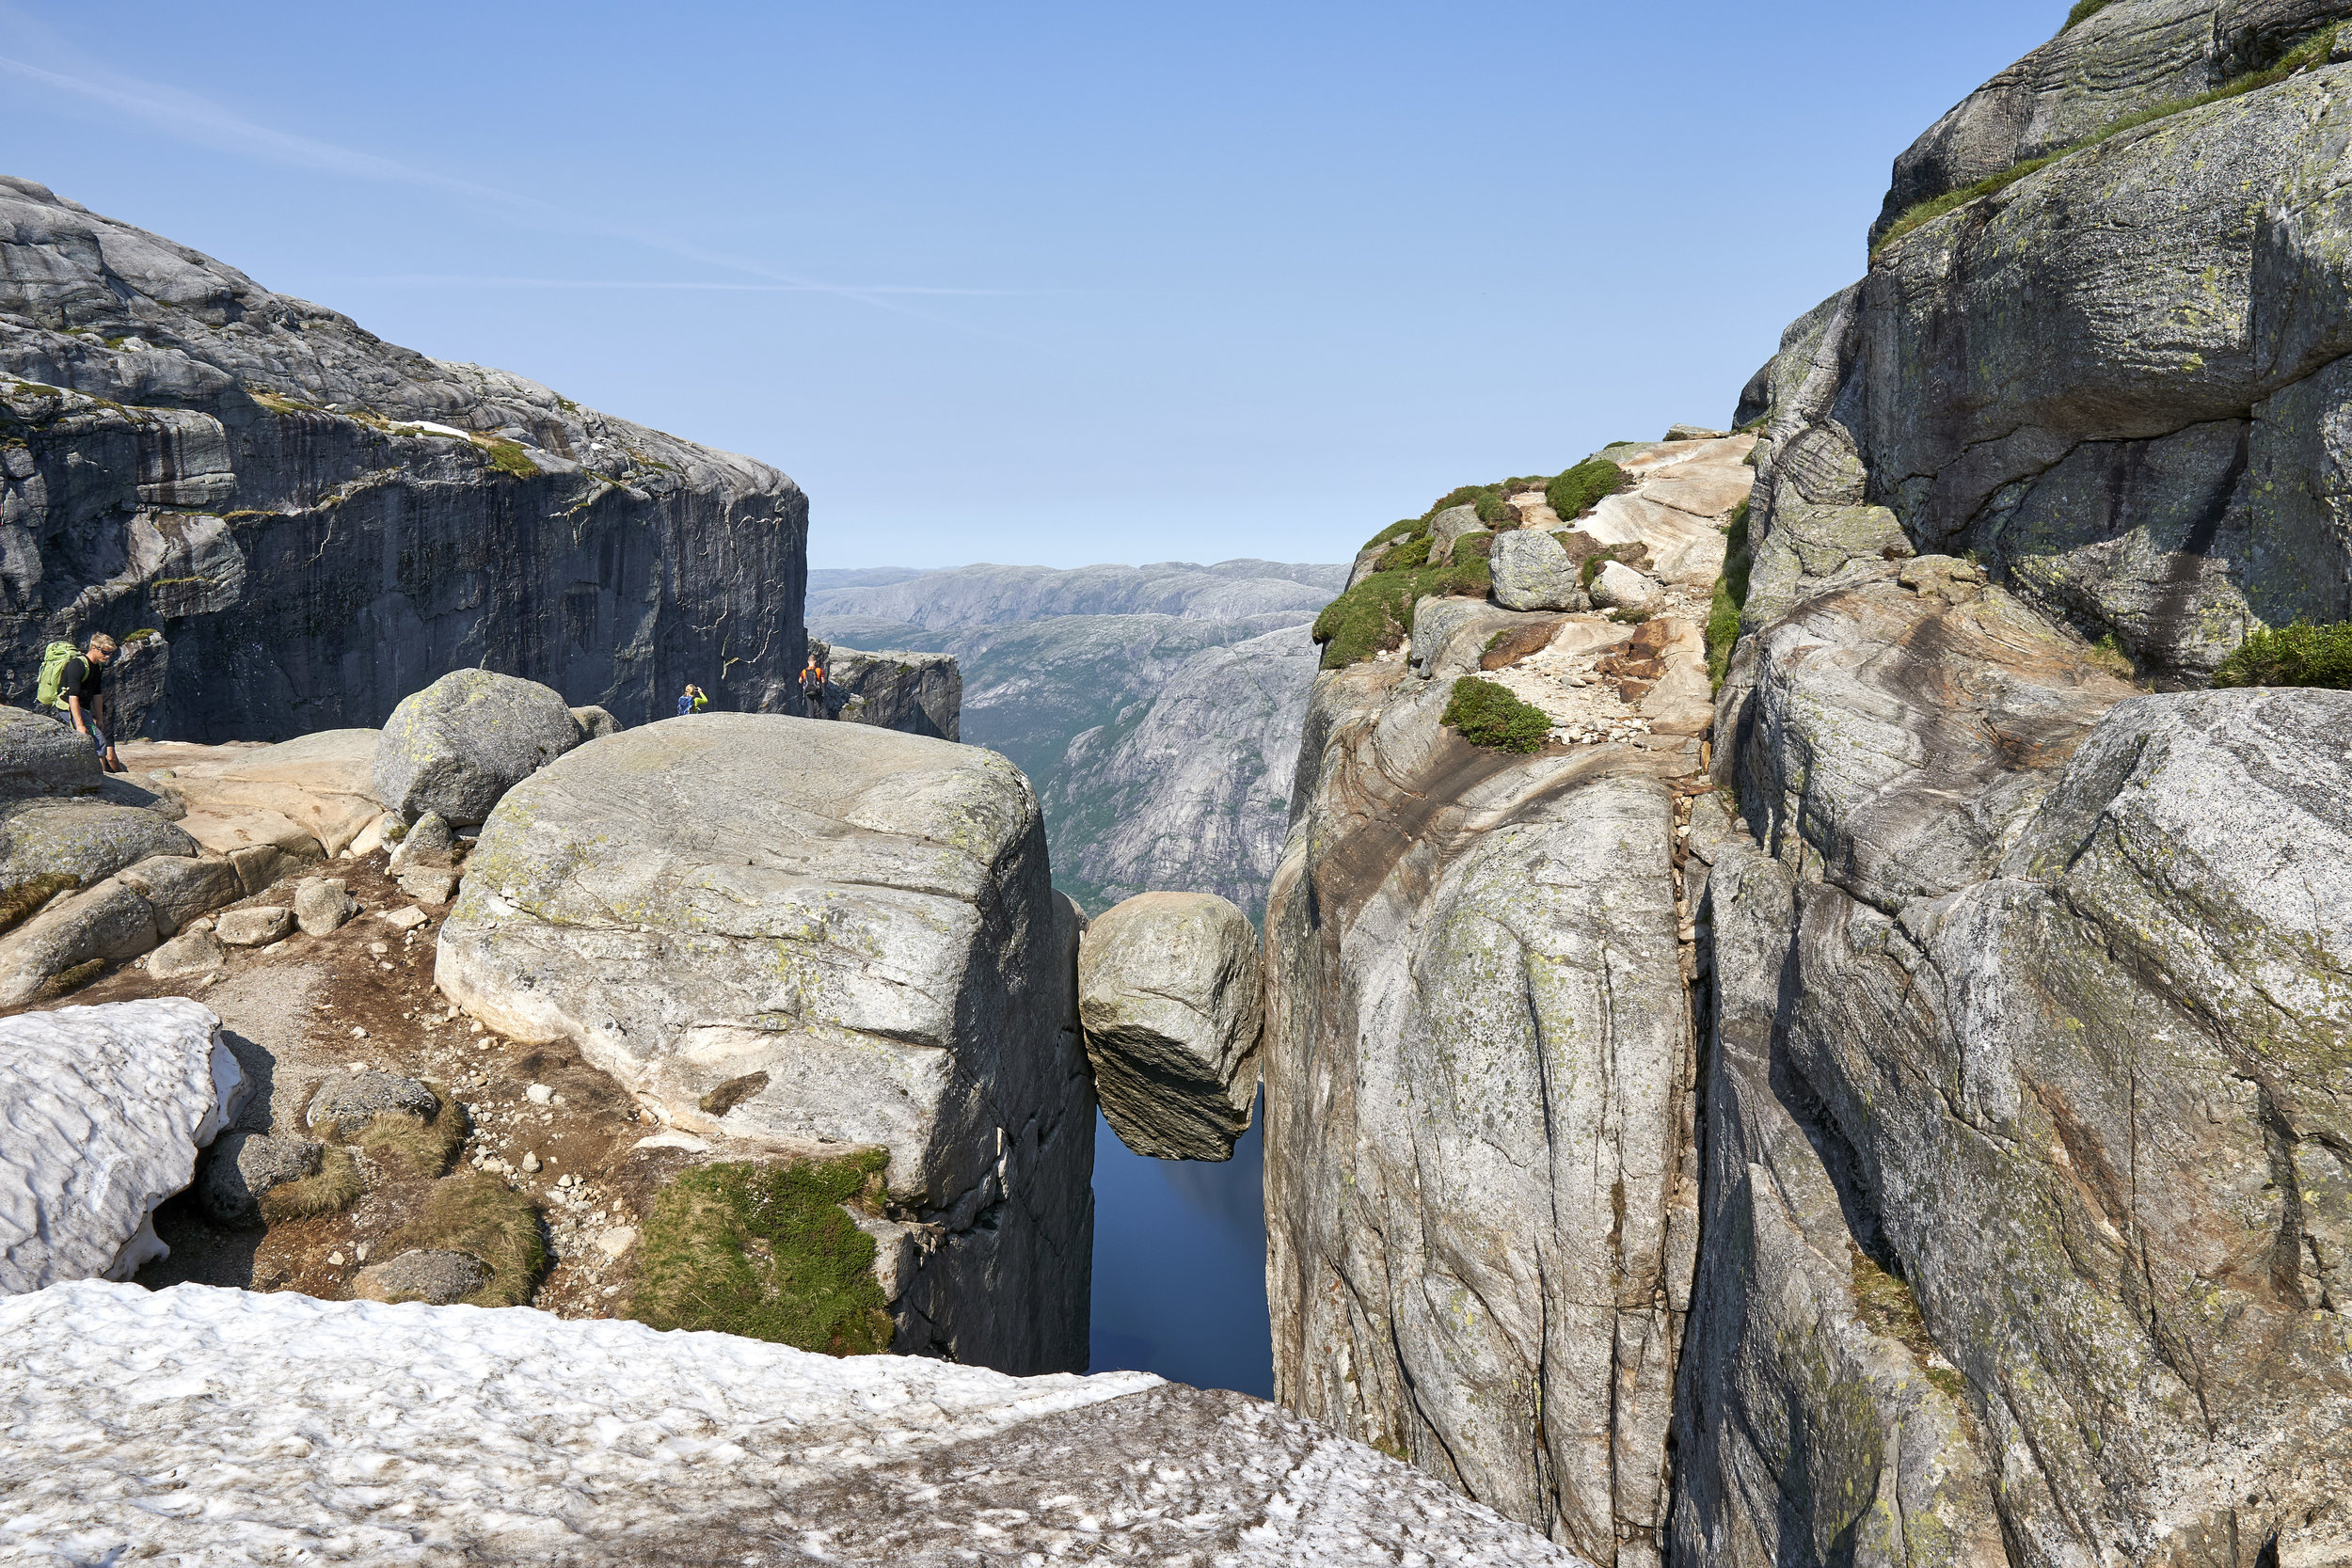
0 177 804 736
1874 0 2352 244
1767 49 2352 679
434 713 1094 1375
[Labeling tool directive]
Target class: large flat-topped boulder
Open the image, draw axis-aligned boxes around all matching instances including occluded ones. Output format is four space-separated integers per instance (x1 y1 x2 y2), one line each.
0 1001 240 1292
1078 891 1263 1161
374 670 585 826
0 1279 1581 1564
435 713 1093 1373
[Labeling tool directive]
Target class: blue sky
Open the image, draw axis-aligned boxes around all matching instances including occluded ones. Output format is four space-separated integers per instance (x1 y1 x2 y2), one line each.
3 1 2064 569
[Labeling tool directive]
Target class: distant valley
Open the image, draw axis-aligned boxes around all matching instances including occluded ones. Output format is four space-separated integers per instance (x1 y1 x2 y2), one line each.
807 560 1343 919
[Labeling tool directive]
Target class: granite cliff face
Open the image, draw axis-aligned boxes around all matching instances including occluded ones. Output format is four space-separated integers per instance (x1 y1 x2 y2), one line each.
1261 438 1752 1564
1263 10 2352 1560
0 177 804 737
808 561 1343 917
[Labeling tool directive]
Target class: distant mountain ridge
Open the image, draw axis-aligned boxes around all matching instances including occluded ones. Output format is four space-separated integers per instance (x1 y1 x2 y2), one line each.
810 561 1342 634
808 560 1345 919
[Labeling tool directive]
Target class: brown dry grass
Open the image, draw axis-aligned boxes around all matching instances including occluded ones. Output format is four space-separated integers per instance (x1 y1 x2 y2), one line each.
383 1173 547 1307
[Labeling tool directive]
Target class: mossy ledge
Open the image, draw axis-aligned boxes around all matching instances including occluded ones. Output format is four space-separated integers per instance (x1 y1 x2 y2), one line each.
627 1151 894 1355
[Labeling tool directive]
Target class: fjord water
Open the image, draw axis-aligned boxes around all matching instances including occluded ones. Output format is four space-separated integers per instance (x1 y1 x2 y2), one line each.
1088 1090 1271 1397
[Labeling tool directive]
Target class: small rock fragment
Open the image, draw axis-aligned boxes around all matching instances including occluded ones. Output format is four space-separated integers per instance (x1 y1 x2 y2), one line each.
146 928 227 981
294 878 360 938
198 1132 324 1227
353 1248 489 1306
382 906 429 933
306 1070 437 1136
520 1150 541 1173
525 1084 553 1105
215 906 294 947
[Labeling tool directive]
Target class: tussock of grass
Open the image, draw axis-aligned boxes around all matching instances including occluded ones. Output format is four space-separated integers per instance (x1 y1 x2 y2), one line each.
352 1087 468 1180
1707 500 1753 692
1877 23 2344 256
1547 458 1629 521
480 438 539 479
2084 633 2138 683
2212 620 2352 689
0 873 78 939
263 1146 366 1221
1441 677 1551 753
384 1172 547 1307
1472 489 1517 525
628 1153 893 1354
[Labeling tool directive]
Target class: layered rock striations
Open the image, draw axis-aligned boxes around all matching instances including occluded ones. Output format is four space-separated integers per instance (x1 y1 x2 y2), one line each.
1668 12 2352 1560
1775 13 2352 679
0 177 804 736
1261 438 1752 1564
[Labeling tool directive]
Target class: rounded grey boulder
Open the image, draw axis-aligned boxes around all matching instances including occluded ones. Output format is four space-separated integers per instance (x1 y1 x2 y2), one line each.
373 671 586 827
0 709 101 800
0 800 199 890
306 1070 437 1136
1077 891 1263 1162
569 705 622 739
1490 530 1588 612
353 1249 489 1306
293 877 359 937
199 1131 323 1226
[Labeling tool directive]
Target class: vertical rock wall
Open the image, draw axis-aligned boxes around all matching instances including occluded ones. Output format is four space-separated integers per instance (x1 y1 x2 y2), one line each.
0 177 804 736
1262 645 1711 1565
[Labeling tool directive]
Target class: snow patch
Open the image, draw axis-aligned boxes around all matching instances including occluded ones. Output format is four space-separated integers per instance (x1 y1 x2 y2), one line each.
0 999 235 1293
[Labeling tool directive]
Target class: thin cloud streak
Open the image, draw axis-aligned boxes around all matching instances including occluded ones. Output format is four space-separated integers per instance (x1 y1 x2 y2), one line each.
333 275 1047 296
0 43 1047 345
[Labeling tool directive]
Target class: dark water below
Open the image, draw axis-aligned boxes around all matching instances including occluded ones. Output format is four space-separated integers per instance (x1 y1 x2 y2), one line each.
1086 1090 1271 1398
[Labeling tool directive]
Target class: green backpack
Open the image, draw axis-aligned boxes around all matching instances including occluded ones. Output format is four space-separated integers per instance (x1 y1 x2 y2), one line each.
34 641 79 710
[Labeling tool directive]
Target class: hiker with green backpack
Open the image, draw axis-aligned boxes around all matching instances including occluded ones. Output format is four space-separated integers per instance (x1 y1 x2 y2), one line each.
37 633 123 773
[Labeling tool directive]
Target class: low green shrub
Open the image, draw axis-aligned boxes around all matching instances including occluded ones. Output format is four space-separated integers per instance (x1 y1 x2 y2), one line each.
2211 620 2352 689
1472 489 1516 525
1878 22 2343 255
1365 518 1422 550
1442 676 1551 753
1311 561 1490 668
2062 0 2115 30
1547 458 1629 521
629 1152 893 1354
1384 532 1435 570
1707 500 1753 691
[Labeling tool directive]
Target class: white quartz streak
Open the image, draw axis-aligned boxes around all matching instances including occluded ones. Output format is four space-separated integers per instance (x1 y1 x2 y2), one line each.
0 999 239 1291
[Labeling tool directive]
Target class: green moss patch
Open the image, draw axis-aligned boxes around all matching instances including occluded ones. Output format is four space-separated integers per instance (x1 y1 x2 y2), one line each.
480 438 540 480
1878 23 2344 255
1547 458 1629 521
1442 676 1551 753
1311 561 1490 669
2213 620 2352 689
2061 0 2115 30
383 1172 547 1307
628 1152 893 1355
1707 500 1752 691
